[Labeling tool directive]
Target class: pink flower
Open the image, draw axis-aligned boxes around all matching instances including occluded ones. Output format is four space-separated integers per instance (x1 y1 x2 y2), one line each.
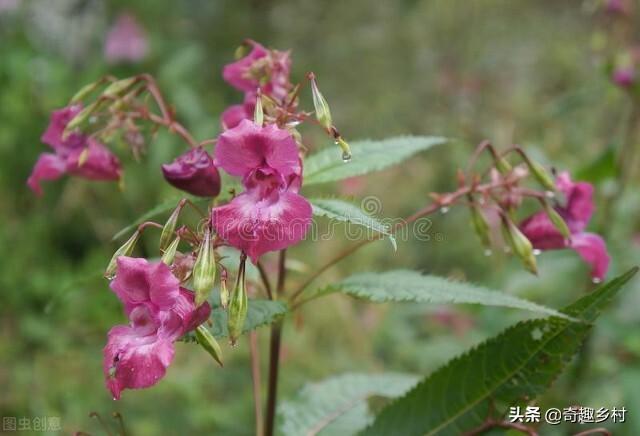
211 120 312 262
104 257 211 399
28 105 121 196
613 66 635 88
221 41 292 128
161 147 221 197
221 93 256 130
519 172 610 281
104 13 148 64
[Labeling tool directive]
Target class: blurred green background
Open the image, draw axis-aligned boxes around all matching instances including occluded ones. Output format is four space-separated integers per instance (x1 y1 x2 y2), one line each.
1 0 640 434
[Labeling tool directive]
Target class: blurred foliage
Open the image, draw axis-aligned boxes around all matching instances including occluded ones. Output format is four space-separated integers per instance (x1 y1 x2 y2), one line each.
1 0 639 434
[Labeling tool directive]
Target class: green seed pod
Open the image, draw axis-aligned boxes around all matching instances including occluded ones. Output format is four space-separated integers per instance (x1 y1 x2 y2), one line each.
219 269 230 309
195 325 224 367
227 257 248 345
105 230 140 279
192 228 216 307
310 74 332 131
501 216 537 274
159 203 184 251
70 80 102 104
529 161 556 191
542 201 571 240
103 77 137 97
161 237 181 266
469 202 491 249
495 157 512 175
64 101 99 134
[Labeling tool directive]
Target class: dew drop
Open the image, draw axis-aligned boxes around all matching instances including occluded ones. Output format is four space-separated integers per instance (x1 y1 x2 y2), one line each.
545 190 555 198
533 249 542 256
440 206 449 214
113 397 117 401
592 277 602 284
484 249 492 257
341 151 352 162
89 116 98 124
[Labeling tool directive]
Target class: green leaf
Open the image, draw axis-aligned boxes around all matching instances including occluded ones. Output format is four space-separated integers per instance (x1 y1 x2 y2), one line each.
207 299 288 338
280 373 419 436
111 197 207 241
362 268 638 436
316 270 575 320
303 136 447 185
310 198 396 250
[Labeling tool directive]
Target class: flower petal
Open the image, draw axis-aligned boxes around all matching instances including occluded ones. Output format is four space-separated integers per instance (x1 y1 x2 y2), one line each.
215 119 300 178
212 190 312 262
27 153 67 196
41 105 85 151
104 324 174 399
555 171 594 231
519 211 566 250
67 139 122 181
161 147 221 197
570 232 611 281
222 41 268 92
110 257 180 312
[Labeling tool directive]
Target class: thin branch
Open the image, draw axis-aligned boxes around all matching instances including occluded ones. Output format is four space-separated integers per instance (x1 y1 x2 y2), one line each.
249 332 265 436
256 261 274 300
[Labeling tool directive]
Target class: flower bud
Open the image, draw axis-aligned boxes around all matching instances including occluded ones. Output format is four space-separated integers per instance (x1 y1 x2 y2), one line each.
227 256 248 345
195 325 224 367
469 200 491 249
501 215 537 274
528 160 555 191
161 237 180 266
541 201 571 240
193 228 216 307
103 77 137 97
160 202 184 251
161 147 221 197
105 230 140 279
254 91 264 126
219 268 230 309
309 73 332 130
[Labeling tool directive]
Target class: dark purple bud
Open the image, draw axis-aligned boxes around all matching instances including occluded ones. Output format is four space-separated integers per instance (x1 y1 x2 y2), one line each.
161 147 221 197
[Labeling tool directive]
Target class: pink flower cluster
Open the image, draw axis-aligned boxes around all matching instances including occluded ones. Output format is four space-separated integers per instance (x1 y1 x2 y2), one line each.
27 105 121 196
104 13 148 64
520 172 610 281
104 257 210 399
220 40 292 129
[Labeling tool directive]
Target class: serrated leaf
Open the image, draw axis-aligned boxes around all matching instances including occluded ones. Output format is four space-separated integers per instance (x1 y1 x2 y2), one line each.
303 136 447 185
207 299 288 338
317 270 575 320
362 268 638 436
111 197 207 241
280 373 419 436
310 198 396 250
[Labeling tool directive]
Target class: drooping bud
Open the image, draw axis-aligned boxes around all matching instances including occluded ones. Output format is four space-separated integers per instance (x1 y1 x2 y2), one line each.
192 227 217 307
309 73 332 131
195 325 224 367
219 268 230 309
159 201 184 251
254 90 264 126
527 160 555 191
540 200 572 240
161 147 221 197
105 230 140 279
161 237 180 266
468 198 491 249
102 77 137 97
501 215 537 274
227 255 248 345
488 146 512 175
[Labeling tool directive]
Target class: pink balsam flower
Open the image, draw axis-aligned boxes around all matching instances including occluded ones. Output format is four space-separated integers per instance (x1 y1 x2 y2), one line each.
104 13 148 64
220 41 292 129
161 147 221 197
28 105 121 196
104 257 210 399
519 172 611 281
211 120 312 262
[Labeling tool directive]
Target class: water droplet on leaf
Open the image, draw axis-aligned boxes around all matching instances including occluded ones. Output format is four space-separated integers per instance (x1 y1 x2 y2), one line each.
341 151 352 162
440 206 449 214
